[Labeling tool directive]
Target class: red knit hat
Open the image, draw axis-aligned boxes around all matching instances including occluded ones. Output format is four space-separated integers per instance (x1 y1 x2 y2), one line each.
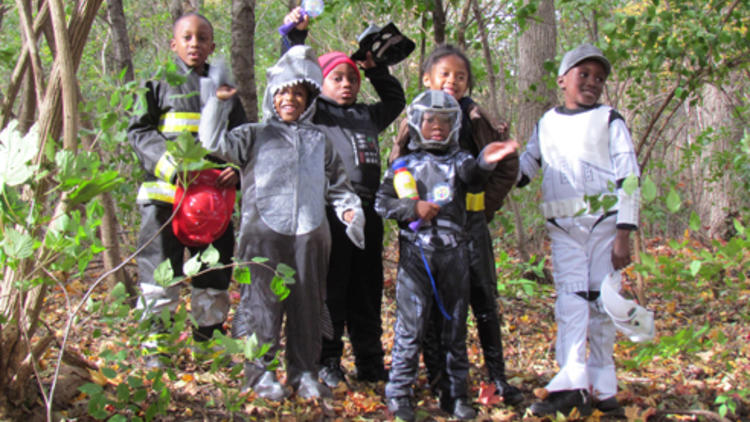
318 51 360 83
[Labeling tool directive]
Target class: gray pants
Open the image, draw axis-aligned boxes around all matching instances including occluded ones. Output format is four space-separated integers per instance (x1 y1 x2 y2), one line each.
233 219 331 387
136 203 233 327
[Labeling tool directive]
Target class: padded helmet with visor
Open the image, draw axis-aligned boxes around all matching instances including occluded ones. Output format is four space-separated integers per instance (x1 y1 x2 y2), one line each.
407 90 461 152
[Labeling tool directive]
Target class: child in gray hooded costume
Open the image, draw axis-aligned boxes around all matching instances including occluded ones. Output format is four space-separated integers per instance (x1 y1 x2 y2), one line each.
199 45 365 400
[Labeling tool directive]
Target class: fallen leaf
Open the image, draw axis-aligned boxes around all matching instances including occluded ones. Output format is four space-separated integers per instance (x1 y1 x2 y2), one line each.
478 381 502 406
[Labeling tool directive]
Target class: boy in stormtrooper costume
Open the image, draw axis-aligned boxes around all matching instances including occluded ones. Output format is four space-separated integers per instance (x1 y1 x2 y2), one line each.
517 43 640 417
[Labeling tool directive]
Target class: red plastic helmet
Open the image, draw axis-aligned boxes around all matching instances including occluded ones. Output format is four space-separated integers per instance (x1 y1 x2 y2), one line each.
172 169 236 247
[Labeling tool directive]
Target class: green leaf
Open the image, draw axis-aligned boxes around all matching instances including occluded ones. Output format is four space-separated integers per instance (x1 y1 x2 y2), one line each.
200 244 220 265
66 170 124 207
0 121 39 187
689 260 702 277
78 382 103 395
2 228 34 259
622 174 639 195
153 260 174 287
665 188 681 213
641 175 657 203
166 133 210 164
689 211 701 232
270 275 290 301
251 257 269 264
733 219 745 236
183 254 201 277
275 262 296 281
116 383 130 403
102 367 118 378
243 333 259 359
234 266 251 284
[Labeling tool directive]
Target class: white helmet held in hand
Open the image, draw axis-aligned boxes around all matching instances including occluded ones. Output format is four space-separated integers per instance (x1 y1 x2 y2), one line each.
601 271 655 343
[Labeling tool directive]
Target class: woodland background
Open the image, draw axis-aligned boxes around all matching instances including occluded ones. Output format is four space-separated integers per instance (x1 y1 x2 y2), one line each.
0 0 748 420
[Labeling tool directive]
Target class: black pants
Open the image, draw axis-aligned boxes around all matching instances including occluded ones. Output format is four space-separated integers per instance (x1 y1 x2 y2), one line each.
319 205 385 373
424 213 507 387
386 240 470 400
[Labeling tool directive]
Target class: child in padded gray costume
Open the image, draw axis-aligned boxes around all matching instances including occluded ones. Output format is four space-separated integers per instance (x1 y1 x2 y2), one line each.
198 45 365 400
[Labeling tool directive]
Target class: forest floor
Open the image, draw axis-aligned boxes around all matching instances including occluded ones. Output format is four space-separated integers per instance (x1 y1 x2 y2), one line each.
20 237 750 422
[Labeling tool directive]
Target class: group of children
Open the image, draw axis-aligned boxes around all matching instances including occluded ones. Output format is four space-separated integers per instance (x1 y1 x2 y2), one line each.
128 9 640 421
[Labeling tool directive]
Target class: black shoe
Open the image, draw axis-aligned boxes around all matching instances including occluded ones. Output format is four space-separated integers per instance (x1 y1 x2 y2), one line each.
494 378 524 406
387 396 415 422
296 371 332 400
318 360 346 387
529 389 592 417
595 396 624 416
247 371 288 401
356 365 388 382
446 397 477 420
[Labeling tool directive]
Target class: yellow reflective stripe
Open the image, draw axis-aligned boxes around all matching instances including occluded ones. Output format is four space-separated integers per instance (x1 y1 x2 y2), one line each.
137 181 177 204
154 153 177 182
466 191 485 211
158 112 200 133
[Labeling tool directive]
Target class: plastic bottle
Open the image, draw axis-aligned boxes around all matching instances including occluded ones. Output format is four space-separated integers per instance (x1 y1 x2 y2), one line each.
392 159 419 200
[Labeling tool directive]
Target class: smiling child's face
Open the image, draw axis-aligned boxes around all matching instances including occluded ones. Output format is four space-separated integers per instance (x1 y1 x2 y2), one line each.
422 54 469 101
274 83 309 122
557 59 607 109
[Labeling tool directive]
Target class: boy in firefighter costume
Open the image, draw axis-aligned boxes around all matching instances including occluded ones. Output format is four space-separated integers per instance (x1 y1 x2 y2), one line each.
375 90 518 421
517 43 640 417
198 45 365 401
128 13 246 364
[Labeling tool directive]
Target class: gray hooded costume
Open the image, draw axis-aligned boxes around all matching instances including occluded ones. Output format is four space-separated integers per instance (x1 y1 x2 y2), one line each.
199 45 364 388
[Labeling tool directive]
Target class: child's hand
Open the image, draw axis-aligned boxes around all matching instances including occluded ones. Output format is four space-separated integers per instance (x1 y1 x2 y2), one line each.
354 51 377 70
611 229 632 270
284 7 309 31
343 209 354 223
414 200 440 222
482 140 519 163
216 85 236 101
215 168 239 188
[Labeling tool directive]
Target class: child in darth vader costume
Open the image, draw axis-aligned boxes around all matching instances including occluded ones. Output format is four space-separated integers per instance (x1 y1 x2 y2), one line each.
375 90 518 421
198 45 365 401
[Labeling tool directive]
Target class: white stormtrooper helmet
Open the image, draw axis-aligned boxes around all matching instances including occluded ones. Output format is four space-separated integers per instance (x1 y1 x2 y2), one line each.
600 271 655 343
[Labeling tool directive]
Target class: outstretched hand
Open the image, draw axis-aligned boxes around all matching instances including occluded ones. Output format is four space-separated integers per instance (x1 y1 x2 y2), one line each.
283 7 309 31
216 85 236 101
481 140 519 164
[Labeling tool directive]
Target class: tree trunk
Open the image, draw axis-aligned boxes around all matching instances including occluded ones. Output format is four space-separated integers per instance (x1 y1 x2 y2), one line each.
17 71 36 133
694 82 738 239
515 0 557 260
0 1 49 129
0 0 104 411
106 0 134 82
472 0 500 120
433 0 446 45
456 0 472 49
231 0 258 122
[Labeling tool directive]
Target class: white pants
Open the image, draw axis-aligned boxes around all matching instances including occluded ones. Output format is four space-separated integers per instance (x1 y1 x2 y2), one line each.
545 215 617 400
